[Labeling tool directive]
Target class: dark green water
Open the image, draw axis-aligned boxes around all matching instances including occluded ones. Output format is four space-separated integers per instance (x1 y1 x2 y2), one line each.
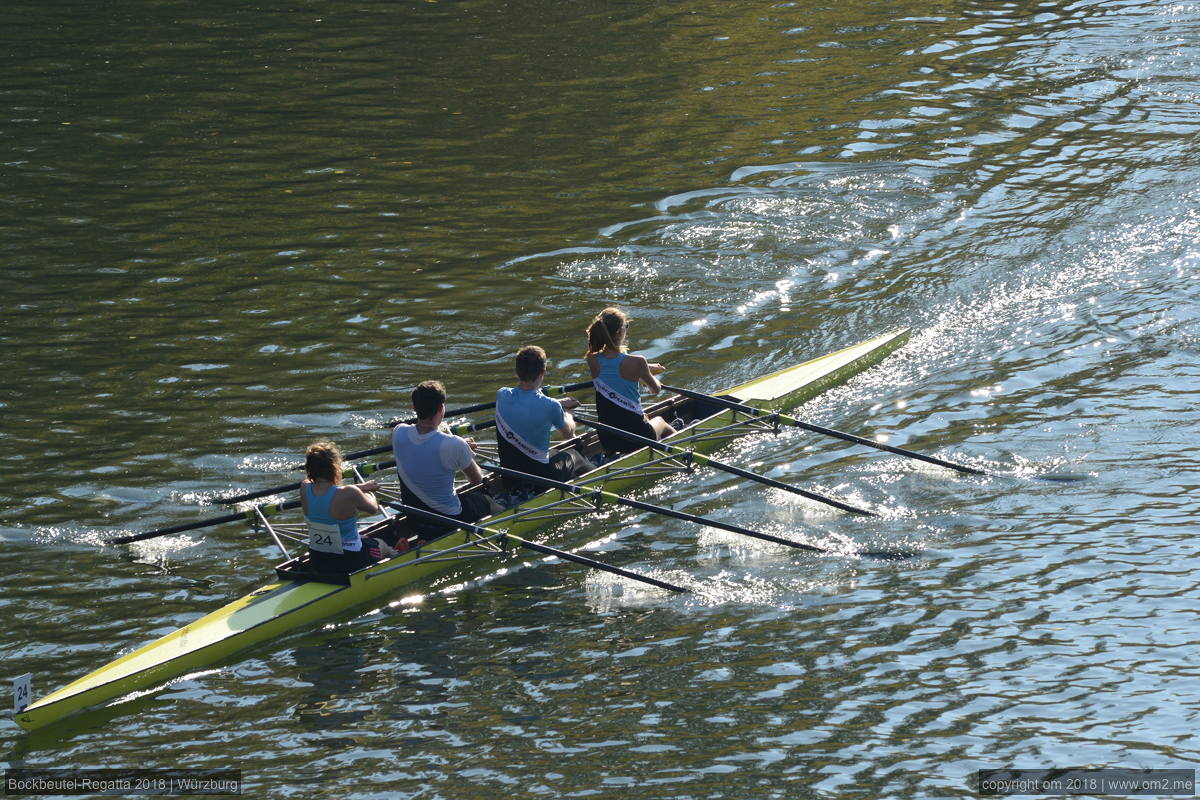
3 1 1199 797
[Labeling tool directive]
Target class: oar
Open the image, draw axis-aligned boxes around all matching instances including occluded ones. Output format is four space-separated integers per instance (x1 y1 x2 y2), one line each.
109 499 302 545
662 383 988 477
216 420 502 505
379 381 593 429
483 463 914 560
346 416 506 461
385 501 688 593
574 414 877 517
216 389 578 505
664 384 1085 481
219 485 304 506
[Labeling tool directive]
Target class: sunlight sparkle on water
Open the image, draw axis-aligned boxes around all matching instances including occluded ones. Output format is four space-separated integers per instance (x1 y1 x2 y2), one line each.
129 534 202 563
736 286 783 315
239 455 296 473
583 571 688 614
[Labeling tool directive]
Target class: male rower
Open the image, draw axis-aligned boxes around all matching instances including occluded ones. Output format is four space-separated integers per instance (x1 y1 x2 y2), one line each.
392 380 501 537
494 345 591 496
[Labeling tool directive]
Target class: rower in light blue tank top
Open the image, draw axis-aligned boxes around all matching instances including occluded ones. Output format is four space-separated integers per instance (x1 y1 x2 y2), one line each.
303 482 362 552
585 306 676 448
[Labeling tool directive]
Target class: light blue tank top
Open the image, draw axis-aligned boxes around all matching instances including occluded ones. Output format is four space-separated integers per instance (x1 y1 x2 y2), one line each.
303 483 362 551
594 352 642 411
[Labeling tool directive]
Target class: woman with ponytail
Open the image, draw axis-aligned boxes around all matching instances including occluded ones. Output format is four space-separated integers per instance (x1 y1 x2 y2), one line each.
585 307 675 454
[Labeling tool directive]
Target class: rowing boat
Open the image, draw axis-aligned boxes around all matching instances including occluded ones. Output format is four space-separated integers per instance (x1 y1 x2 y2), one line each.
15 328 910 730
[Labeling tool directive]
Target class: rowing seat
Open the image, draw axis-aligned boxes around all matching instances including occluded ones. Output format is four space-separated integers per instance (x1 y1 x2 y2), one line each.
274 555 353 586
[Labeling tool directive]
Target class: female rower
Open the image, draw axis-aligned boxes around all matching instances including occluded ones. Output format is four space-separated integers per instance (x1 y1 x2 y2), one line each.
585 306 675 454
300 441 393 573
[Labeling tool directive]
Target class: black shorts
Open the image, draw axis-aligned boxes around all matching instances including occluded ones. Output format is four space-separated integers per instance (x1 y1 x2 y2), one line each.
401 486 495 538
308 538 383 574
497 437 591 492
595 393 657 454
455 490 494 524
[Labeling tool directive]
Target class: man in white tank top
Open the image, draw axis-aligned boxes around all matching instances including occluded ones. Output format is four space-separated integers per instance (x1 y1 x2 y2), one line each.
392 380 499 535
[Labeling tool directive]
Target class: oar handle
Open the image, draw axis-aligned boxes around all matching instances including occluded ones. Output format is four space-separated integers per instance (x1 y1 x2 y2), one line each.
450 420 497 436
481 462 594 497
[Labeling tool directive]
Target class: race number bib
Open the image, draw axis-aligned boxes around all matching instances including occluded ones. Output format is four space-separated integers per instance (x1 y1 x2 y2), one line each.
307 520 344 554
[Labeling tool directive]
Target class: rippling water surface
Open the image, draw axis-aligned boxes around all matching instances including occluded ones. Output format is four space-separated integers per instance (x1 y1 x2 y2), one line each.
3 0 1199 797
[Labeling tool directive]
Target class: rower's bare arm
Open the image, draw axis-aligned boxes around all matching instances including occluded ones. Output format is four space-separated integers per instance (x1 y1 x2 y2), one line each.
463 460 485 486
618 353 664 393
354 484 380 514
637 356 665 393
558 413 576 439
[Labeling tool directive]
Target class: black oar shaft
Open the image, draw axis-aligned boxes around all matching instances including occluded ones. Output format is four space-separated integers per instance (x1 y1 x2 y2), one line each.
218 421 499 505
341 419 498 463
387 501 687 593
381 380 593 429
606 492 822 552
218 482 302 506
484 463 824 553
110 499 302 545
662 383 986 477
112 511 248 544
339 443 393 462
513 538 687 593
217 404 548 505
483 464 913 561
384 399 495 428
575 414 876 517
